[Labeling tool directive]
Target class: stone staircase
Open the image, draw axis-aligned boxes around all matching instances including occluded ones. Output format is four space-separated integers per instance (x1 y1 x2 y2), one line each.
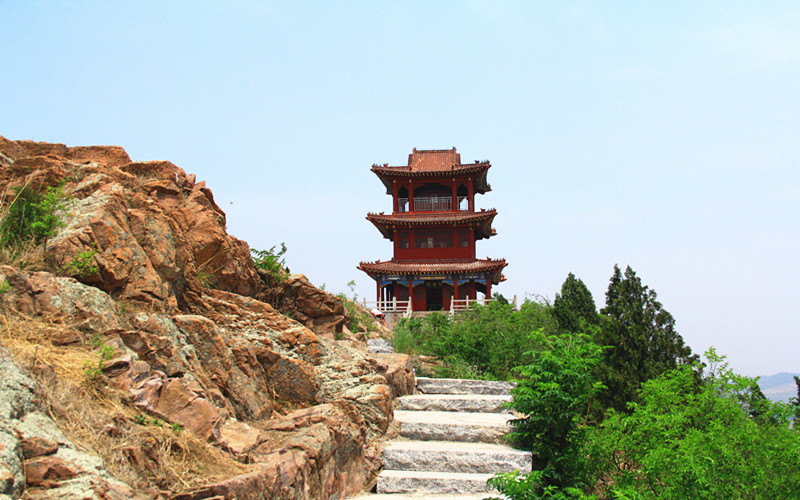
351 377 532 499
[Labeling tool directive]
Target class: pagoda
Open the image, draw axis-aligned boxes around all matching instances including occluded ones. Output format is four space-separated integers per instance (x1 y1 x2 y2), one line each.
358 148 507 312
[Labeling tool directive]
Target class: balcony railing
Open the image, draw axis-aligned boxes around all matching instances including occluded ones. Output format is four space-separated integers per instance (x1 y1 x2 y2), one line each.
397 196 469 213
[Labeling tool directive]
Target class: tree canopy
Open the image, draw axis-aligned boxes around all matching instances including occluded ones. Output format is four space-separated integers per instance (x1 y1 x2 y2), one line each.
595 265 698 413
553 272 598 334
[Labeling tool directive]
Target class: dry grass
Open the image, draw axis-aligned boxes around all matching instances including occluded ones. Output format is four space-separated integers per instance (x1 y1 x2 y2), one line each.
0 311 248 494
0 239 48 271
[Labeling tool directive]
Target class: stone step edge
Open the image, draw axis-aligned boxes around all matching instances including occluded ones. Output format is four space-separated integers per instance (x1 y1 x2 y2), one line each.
398 394 512 413
383 440 532 474
415 377 516 396
377 469 498 495
349 494 496 499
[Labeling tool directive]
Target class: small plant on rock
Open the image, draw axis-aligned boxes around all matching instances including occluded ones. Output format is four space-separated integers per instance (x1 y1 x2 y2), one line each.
57 243 99 278
83 343 116 382
251 243 290 283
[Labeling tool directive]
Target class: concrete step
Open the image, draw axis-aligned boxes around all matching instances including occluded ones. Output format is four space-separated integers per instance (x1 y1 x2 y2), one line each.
395 410 514 444
377 470 498 495
349 494 495 500
398 394 511 413
416 377 516 396
384 440 532 474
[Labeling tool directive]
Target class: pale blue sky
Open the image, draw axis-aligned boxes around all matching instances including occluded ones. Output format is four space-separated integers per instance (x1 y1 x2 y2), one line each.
2 1 798 377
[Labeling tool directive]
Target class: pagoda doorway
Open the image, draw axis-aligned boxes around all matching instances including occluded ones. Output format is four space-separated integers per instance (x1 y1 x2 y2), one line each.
426 285 443 311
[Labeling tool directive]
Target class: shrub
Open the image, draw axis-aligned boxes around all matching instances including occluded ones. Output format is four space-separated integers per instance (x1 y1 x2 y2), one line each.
0 183 66 247
495 330 605 495
391 299 559 380
251 243 290 283
585 350 800 499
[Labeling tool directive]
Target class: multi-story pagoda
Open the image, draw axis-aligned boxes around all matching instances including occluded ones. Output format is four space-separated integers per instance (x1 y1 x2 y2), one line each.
358 148 507 312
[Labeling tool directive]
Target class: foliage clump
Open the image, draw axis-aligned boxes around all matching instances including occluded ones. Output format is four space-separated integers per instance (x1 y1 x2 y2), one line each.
595 265 699 414
337 280 377 335
251 243 290 283
392 298 558 380
0 182 66 248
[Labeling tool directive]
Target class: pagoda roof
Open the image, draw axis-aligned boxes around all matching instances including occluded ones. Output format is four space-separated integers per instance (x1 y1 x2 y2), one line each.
371 148 491 194
366 209 498 240
358 258 507 283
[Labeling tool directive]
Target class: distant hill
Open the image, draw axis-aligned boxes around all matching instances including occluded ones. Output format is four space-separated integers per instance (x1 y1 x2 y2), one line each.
758 372 799 403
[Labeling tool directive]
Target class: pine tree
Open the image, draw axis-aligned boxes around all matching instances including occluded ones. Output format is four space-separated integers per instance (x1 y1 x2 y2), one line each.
595 265 698 413
552 272 598 334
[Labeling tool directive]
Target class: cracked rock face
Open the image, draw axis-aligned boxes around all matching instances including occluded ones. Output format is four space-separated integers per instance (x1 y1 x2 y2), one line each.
0 136 416 499
0 345 138 499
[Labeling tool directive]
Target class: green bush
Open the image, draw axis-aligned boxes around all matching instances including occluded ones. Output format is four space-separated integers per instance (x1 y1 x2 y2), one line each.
392 299 559 380
585 350 800 499
1 183 66 247
493 330 605 495
251 243 289 283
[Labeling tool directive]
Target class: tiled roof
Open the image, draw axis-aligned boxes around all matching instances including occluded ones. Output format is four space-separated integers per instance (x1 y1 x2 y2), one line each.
366 209 497 226
366 209 498 241
409 148 461 171
358 258 507 276
370 147 493 200
371 162 490 177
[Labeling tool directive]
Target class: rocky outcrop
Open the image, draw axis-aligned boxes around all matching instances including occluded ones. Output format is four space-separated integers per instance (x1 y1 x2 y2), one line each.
256 273 348 337
0 137 259 311
0 135 410 499
0 344 139 499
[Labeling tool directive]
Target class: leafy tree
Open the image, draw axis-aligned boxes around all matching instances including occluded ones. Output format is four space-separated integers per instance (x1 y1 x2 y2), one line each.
552 273 598 334
586 350 800 499
595 265 698 413
491 330 605 496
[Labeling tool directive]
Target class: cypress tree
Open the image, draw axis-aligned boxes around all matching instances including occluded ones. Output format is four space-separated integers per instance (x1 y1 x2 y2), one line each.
595 265 698 413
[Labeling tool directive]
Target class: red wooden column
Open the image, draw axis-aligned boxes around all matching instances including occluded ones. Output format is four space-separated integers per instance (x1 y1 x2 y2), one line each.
392 179 398 213
471 281 476 300
467 177 474 211
407 279 413 311
376 280 381 303
485 279 492 301
454 279 459 302
451 178 457 211
408 179 414 212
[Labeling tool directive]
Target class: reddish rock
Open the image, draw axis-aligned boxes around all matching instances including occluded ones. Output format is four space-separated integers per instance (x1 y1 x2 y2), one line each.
259 274 349 337
0 137 261 310
369 352 416 398
0 137 408 499
20 436 58 459
257 349 319 403
154 379 221 441
50 329 81 346
217 421 261 462
24 455 82 486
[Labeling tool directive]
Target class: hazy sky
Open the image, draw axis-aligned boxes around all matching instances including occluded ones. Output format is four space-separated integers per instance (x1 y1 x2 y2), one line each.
2 1 798 377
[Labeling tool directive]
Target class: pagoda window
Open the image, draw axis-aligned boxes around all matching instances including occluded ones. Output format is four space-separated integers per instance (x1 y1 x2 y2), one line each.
397 186 409 213
458 229 470 247
457 184 469 211
414 230 453 249
398 231 409 249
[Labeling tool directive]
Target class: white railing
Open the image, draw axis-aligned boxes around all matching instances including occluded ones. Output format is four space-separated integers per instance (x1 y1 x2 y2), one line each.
362 298 413 318
449 294 517 315
450 297 490 314
397 196 469 213
415 197 452 212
